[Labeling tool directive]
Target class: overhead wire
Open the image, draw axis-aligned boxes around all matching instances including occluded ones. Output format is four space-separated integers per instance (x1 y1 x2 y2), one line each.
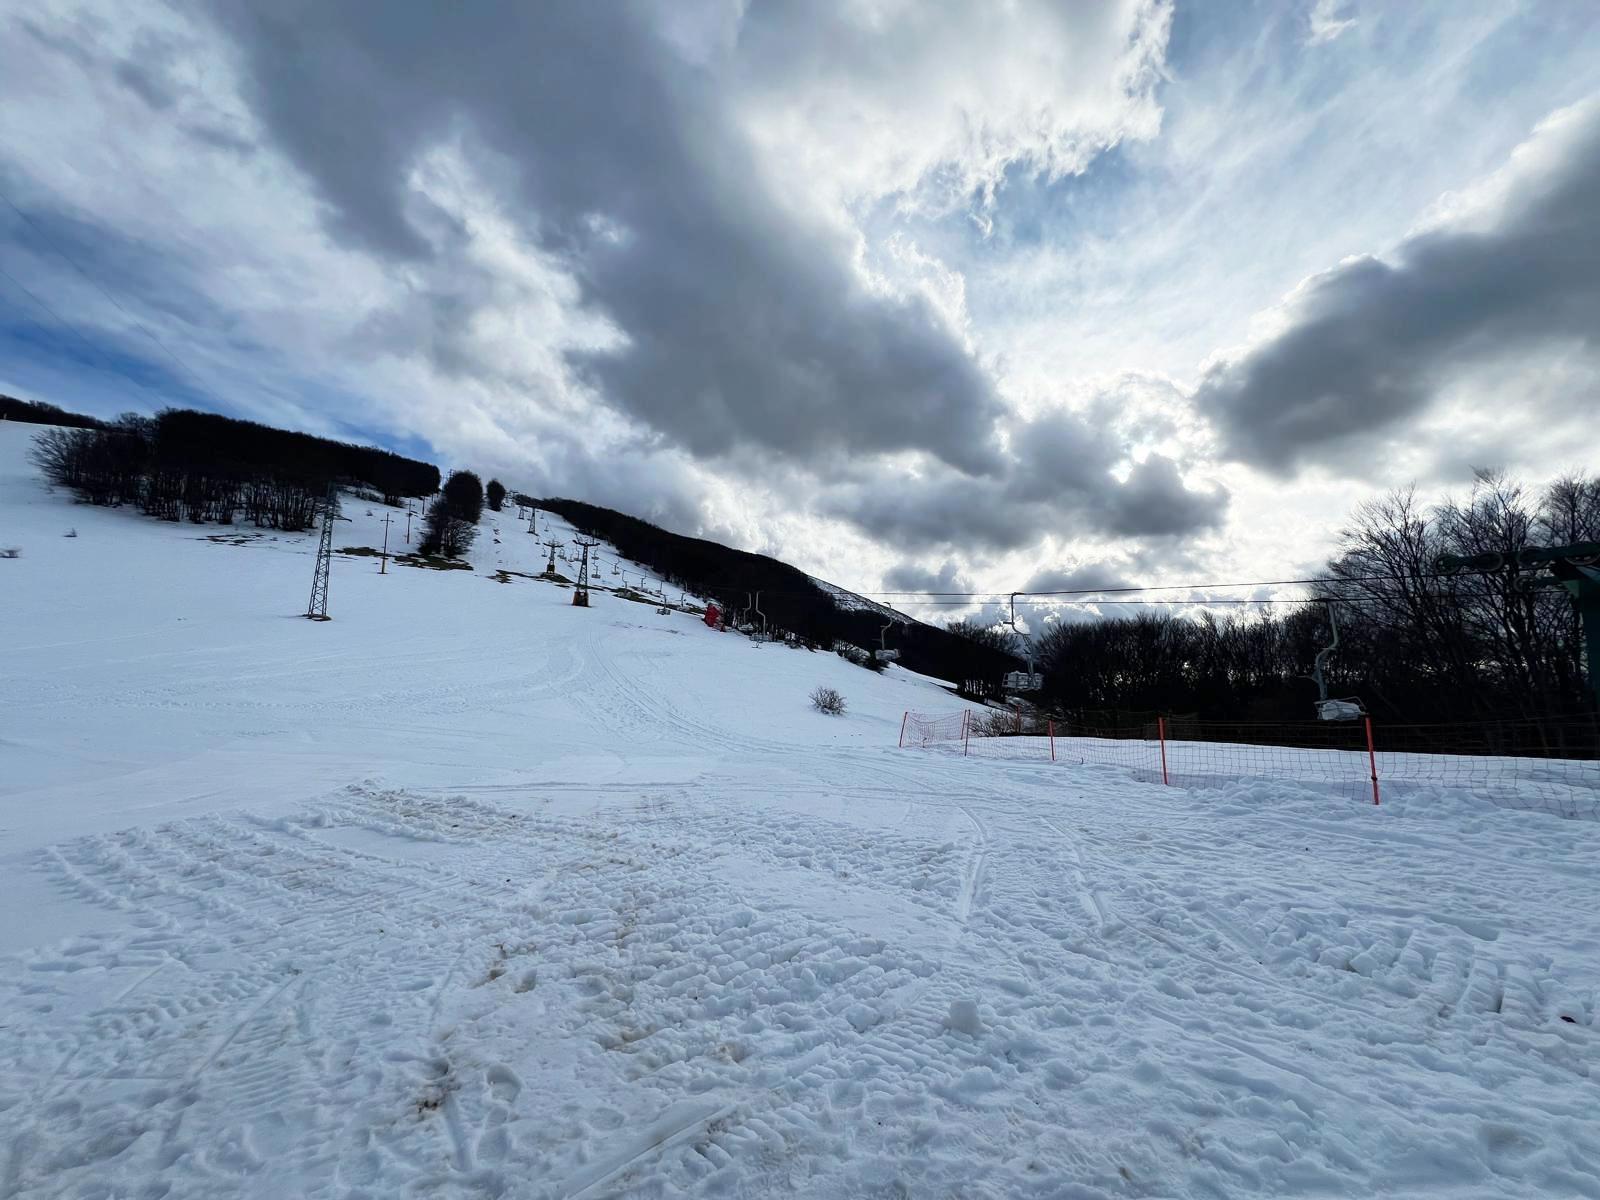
862 596 1391 608
857 569 1476 600
531 512 1495 616
604 571 1488 609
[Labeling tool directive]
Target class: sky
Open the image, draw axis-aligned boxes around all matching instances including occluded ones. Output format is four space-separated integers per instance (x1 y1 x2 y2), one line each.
3 0 1598 628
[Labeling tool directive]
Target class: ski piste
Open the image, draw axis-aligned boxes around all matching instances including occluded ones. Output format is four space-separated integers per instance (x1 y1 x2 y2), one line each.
2 421 1597 1198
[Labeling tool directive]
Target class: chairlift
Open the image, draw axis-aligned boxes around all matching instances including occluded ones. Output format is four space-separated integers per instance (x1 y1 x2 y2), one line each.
1315 698 1366 721
1306 602 1367 720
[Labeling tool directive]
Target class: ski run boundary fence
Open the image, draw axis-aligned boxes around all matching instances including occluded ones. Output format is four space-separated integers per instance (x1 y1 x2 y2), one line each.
898 709 1600 820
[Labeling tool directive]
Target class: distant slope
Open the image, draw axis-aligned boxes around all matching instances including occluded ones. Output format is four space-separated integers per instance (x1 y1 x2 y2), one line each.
537 496 1020 685
808 575 914 623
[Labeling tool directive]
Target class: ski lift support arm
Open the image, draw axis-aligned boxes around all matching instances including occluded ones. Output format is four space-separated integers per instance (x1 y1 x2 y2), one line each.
1438 542 1600 707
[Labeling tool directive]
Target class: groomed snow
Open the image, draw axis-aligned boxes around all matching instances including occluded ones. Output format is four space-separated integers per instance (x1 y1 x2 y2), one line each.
2 421 1598 1198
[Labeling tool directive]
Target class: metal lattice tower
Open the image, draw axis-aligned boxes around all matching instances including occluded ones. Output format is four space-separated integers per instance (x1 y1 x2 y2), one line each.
528 505 538 534
572 537 599 607
541 537 564 577
305 483 338 620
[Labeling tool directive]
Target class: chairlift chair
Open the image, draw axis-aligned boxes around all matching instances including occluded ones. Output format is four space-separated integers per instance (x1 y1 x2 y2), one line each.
1315 697 1367 721
1305 602 1369 720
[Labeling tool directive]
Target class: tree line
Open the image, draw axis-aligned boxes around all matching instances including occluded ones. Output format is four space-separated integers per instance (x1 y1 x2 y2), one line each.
2 395 106 429
31 408 440 531
1025 471 1599 726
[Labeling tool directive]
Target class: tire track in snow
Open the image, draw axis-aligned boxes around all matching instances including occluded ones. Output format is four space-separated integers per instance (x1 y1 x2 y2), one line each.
1036 819 1587 1043
10 791 954 1196
5 804 598 1194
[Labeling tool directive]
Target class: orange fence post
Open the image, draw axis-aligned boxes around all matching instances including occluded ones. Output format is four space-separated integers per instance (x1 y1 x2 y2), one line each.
1365 716 1380 805
1158 716 1170 786
962 710 971 757
1049 719 1056 762
898 711 908 749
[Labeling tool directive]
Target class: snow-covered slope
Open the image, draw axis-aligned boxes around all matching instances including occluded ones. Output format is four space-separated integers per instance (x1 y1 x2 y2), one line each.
807 574 914 622
0 423 950 861
2 420 1599 1199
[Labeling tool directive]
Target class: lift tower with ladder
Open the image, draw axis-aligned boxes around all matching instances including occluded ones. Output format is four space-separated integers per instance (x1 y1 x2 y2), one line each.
304 483 338 620
572 537 599 607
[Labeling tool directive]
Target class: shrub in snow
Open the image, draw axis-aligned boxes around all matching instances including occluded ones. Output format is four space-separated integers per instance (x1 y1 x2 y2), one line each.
810 686 846 716
970 708 1021 737
832 641 870 666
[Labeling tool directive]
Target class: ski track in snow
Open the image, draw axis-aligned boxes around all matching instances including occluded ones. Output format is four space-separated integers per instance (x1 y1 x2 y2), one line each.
2 423 1600 1197
5 779 1598 1198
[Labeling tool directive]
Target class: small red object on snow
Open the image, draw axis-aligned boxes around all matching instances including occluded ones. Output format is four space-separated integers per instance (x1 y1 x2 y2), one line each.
704 602 721 629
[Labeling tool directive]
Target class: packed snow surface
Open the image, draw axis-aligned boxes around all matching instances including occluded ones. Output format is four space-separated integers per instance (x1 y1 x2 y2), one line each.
2 422 1598 1198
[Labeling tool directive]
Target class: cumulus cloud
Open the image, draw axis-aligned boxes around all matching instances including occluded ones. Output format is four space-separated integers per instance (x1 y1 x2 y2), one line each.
882 560 974 594
823 401 1228 551
730 0 1171 215
1193 96 1600 476
1021 562 1135 594
1 2 1186 570
199 2 1168 479
1104 454 1228 535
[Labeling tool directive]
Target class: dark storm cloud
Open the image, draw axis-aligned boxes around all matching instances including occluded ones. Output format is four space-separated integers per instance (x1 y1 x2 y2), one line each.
823 409 1227 552
1020 563 1133 594
882 560 974 593
838 475 1041 553
203 2 1006 475
1009 411 1115 501
1102 454 1227 536
1194 99 1600 475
